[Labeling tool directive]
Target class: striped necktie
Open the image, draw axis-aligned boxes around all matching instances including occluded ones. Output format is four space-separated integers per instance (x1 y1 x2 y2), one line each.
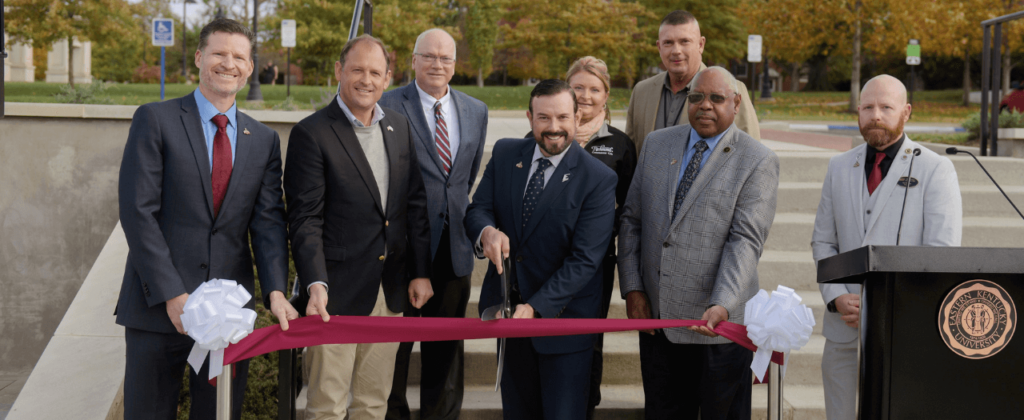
434 101 451 176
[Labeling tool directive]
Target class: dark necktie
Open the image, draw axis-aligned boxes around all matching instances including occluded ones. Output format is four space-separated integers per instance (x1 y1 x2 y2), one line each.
673 140 708 220
522 158 551 228
434 101 451 176
867 151 885 195
211 115 233 217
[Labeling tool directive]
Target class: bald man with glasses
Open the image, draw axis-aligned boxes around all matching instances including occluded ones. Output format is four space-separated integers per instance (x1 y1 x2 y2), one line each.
618 67 779 420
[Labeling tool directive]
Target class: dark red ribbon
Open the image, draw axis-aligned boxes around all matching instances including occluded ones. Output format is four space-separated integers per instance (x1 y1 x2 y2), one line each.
223 316 786 366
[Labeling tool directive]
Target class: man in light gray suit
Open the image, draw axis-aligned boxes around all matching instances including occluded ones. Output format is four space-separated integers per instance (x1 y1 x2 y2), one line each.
380 28 488 420
812 74 962 420
618 67 779 420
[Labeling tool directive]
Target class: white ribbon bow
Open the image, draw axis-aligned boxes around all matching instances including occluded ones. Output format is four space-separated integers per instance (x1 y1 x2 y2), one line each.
744 285 815 382
180 279 258 380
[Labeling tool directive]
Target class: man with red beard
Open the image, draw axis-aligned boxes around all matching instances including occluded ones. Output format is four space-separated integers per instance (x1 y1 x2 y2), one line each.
812 74 962 420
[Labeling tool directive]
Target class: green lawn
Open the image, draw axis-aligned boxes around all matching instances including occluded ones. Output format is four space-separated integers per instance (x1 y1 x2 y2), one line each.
751 89 979 123
4 81 978 124
3 81 633 111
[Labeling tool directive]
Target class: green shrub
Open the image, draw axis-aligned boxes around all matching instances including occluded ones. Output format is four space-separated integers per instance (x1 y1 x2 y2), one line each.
962 109 1024 140
53 81 115 104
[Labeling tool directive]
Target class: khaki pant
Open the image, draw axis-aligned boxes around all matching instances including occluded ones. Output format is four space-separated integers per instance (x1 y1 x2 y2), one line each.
303 285 401 420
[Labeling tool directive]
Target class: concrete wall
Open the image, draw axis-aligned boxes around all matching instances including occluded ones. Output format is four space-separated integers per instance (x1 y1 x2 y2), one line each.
0 102 310 373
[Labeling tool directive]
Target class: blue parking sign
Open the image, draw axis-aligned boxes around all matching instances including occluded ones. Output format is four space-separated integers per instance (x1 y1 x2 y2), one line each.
152 18 174 47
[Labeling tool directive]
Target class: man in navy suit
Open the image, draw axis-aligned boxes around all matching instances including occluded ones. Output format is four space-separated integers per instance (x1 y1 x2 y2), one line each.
116 18 298 420
380 28 488 420
465 79 616 420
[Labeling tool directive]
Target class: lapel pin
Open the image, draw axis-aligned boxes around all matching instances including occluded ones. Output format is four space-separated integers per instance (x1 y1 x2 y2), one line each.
562 173 571 182
516 161 523 168
243 128 250 135
387 126 394 132
902 155 908 161
854 162 860 167
671 159 678 165
905 148 911 154
723 147 731 153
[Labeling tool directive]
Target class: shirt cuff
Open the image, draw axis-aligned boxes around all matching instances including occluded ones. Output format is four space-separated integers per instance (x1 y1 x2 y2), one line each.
474 226 494 259
308 281 329 294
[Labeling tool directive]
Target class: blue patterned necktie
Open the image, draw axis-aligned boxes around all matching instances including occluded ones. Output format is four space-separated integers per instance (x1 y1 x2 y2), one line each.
673 140 709 220
522 158 552 228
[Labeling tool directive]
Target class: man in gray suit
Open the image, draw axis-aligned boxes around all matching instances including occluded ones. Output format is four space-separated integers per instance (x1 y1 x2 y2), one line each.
619 67 779 420
116 18 298 420
380 28 488 420
812 74 962 420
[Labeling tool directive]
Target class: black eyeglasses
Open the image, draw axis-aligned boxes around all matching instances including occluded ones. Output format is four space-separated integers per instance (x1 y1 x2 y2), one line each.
687 92 736 105
415 53 455 65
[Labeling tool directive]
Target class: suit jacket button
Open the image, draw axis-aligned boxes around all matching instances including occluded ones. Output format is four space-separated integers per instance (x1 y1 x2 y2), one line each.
516 255 524 262
200 263 208 269
447 183 452 188
379 255 385 261
663 242 670 248
867 209 871 214
212 228 218 235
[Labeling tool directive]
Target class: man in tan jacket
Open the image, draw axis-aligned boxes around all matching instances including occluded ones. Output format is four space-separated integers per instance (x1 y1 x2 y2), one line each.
626 10 760 152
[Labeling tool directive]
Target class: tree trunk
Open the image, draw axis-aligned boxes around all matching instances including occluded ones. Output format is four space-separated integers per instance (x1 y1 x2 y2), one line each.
68 36 75 89
849 0 862 113
963 49 971 107
477 67 484 88
1002 51 1012 94
791 62 800 92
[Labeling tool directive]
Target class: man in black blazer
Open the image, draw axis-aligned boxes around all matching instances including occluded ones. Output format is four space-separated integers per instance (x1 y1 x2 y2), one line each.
465 80 617 420
380 28 488 420
284 35 433 420
116 19 298 420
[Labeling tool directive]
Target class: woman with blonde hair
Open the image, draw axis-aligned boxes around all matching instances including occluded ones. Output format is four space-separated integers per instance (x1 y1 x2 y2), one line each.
565 55 638 420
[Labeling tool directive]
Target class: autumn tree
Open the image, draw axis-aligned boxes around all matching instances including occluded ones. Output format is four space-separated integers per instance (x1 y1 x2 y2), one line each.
500 0 653 84
6 0 141 88
464 0 503 87
372 0 460 82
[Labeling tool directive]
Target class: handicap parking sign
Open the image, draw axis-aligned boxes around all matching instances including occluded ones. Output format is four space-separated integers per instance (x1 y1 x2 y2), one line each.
152 18 174 47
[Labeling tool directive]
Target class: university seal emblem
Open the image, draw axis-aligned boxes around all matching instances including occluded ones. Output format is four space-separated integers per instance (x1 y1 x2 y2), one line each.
938 280 1016 359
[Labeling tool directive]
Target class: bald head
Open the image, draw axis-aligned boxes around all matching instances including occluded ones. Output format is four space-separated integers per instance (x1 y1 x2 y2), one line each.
858 74 911 150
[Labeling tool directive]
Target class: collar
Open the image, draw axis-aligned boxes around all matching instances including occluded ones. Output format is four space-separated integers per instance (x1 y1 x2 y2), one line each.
335 95 386 127
662 72 691 95
531 141 571 168
414 80 451 114
688 126 730 153
869 133 907 160
194 89 237 129
592 123 611 140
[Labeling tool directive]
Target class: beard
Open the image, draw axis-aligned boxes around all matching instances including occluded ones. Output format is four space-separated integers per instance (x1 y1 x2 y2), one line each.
535 130 572 156
860 118 905 149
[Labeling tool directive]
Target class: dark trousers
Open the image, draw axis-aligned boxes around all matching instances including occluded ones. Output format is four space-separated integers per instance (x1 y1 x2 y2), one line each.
585 253 617 420
387 226 471 420
638 331 753 420
501 337 593 420
124 327 250 420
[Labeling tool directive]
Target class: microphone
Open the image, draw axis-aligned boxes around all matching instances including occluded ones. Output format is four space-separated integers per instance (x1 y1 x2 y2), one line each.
947 147 1024 222
896 148 922 245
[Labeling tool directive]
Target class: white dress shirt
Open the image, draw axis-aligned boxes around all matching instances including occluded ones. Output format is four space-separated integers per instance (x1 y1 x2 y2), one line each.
415 82 461 165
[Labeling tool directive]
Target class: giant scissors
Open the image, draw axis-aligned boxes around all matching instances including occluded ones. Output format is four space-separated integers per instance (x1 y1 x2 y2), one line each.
479 257 512 391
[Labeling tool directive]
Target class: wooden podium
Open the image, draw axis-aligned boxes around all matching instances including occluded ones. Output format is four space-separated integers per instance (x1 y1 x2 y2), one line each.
817 246 1024 419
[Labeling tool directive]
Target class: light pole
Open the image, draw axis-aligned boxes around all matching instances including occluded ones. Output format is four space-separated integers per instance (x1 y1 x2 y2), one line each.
181 0 195 79
246 0 263 101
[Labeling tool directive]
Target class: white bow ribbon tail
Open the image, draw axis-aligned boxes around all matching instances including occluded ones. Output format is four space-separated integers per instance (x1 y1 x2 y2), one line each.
743 285 816 382
180 279 258 380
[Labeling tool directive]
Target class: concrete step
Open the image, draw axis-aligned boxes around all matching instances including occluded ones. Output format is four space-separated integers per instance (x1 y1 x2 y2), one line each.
295 383 826 420
765 213 1024 251
757 250 817 291
777 182 1024 218
407 331 827 388
775 152 1024 187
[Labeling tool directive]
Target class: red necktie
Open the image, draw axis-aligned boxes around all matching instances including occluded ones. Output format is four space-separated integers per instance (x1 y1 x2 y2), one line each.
211 115 233 217
867 151 885 195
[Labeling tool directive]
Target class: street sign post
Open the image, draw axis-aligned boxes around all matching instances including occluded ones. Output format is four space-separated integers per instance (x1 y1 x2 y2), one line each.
747 35 762 63
153 18 174 101
907 39 921 105
281 19 296 97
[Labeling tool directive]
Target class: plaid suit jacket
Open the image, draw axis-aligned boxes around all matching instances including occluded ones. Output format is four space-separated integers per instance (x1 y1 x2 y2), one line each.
618 123 779 344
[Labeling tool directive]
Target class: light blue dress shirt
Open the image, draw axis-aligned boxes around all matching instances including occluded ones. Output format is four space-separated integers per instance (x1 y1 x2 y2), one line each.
194 89 237 168
677 126 729 184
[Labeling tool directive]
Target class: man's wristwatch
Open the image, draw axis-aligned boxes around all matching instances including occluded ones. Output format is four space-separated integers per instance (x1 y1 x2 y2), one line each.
827 299 839 313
